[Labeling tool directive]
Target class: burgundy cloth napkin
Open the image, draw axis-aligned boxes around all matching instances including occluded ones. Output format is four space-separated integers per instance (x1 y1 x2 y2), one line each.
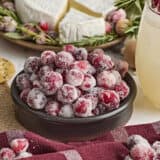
1 121 160 160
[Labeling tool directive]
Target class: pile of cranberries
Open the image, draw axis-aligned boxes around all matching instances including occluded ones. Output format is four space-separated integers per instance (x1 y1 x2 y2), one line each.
0 138 32 160
125 135 160 160
16 45 130 118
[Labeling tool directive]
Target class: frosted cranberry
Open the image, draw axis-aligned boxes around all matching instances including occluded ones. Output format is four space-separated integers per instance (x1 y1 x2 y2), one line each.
27 88 47 110
41 71 63 95
41 50 56 66
82 94 98 109
38 65 53 78
115 81 130 100
30 73 39 82
80 74 96 91
45 101 60 116
127 135 151 149
57 84 78 104
111 70 122 84
24 57 41 73
105 22 112 33
91 54 114 72
93 103 107 115
63 45 76 54
130 144 155 160
66 69 84 86
73 98 93 117
20 88 31 103
10 138 29 154
124 155 133 160
59 104 74 118
97 71 117 89
76 88 82 97
98 90 120 111
32 80 43 89
0 148 15 160
87 64 96 75
16 73 31 90
70 60 89 74
73 48 88 60
88 49 105 62
55 51 74 69
153 141 160 152
15 152 32 159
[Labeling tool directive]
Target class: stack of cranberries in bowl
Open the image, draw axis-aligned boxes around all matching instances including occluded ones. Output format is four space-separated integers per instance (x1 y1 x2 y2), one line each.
16 45 130 118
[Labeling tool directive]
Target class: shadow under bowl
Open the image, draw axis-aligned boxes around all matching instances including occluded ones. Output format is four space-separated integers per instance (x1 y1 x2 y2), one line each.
11 71 137 142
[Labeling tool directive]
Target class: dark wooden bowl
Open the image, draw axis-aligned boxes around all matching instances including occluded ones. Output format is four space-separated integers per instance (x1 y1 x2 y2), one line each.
11 72 137 142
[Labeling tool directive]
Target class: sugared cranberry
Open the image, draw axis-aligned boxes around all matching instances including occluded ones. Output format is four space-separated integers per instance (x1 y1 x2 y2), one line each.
73 98 93 117
115 81 130 100
63 45 76 54
15 152 32 159
55 51 74 69
41 71 63 95
59 104 74 118
32 80 43 89
45 101 60 116
73 48 88 60
105 22 112 33
98 90 120 111
111 70 122 84
70 60 89 74
153 141 160 152
92 103 107 115
97 71 117 89
27 88 47 110
88 49 105 62
38 65 53 78
57 84 78 104
127 135 151 149
66 69 84 86
39 21 49 31
130 144 155 160
20 88 31 103
24 57 41 73
16 73 31 90
41 50 56 66
10 138 29 154
82 93 98 109
87 64 96 75
89 87 104 95
0 148 15 160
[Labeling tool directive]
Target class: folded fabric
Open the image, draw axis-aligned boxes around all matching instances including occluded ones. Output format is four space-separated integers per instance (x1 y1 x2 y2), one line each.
1 121 160 160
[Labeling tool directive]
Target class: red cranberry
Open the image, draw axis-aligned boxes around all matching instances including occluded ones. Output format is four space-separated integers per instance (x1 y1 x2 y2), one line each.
73 48 88 60
38 65 53 78
98 90 120 111
39 21 49 31
55 51 74 69
0 148 15 160
45 101 60 116
105 22 112 33
73 98 93 117
66 69 84 86
20 88 31 103
57 84 78 104
63 45 76 54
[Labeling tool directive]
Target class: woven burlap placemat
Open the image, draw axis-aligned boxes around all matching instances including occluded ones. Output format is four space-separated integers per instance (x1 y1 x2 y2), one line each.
0 83 24 131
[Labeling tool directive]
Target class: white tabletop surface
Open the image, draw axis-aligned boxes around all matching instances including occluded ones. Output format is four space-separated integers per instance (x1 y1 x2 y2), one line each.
0 38 160 126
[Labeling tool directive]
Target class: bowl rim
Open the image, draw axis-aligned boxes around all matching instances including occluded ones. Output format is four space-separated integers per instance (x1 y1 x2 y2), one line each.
11 71 137 124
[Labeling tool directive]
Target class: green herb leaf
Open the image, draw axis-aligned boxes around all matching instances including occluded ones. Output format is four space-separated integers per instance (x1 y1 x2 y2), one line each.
4 32 26 39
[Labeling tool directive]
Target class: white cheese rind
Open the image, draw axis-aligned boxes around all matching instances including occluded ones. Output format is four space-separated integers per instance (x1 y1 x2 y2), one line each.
59 9 106 43
15 0 68 29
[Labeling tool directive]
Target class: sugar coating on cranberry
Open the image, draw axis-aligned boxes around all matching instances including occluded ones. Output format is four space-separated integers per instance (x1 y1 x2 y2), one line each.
55 51 74 69
97 71 117 89
87 64 96 75
127 135 151 149
73 98 93 117
10 138 29 154
41 71 63 95
80 74 96 91
27 88 47 110
38 65 53 78
15 152 32 159
16 73 31 90
66 69 84 86
130 144 155 160
98 90 120 111
111 70 122 84
45 101 60 116
41 50 56 66
20 88 31 103
0 148 15 160
73 47 88 60
57 84 78 104
115 81 130 100
152 141 160 152
82 93 98 109
59 104 74 118
70 60 89 74
24 57 41 73
63 45 76 54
